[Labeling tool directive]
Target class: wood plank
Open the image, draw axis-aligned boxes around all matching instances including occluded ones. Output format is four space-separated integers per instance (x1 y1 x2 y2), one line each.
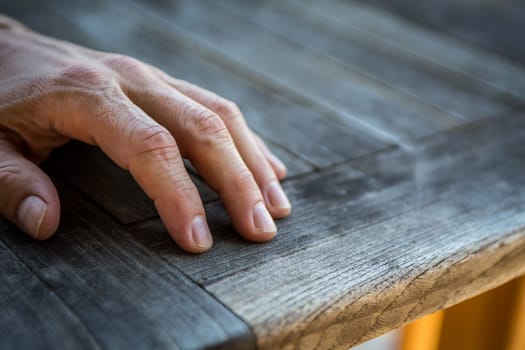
0 229 99 349
295 0 525 102
130 113 525 349
357 0 525 65
123 0 463 144
3 0 383 172
0 181 255 350
218 0 509 122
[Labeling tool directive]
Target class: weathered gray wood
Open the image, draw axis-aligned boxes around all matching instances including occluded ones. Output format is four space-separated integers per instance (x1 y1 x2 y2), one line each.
48 142 216 224
0 230 99 350
295 0 525 102
124 0 463 144
359 0 525 65
130 113 525 349
0 181 255 350
218 0 509 122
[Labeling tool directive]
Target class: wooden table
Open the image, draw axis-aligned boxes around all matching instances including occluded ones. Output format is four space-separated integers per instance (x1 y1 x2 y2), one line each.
1 0 525 349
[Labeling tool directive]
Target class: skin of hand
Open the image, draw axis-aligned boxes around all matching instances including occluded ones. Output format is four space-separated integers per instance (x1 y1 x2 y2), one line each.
0 15 291 253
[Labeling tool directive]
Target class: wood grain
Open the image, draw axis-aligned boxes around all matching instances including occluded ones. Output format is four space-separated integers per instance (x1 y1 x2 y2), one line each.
295 0 525 103
0 181 254 350
0 232 99 349
358 0 525 65
218 0 509 122
130 113 525 349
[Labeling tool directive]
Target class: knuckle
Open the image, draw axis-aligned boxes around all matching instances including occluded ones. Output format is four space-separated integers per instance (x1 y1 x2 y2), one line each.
126 123 195 201
58 63 113 91
156 94 177 112
230 166 256 192
195 111 225 136
103 54 146 76
188 108 230 144
89 96 129 131
212 98 243 124
0 162 21 217
131 124 180 164
0 161 20 187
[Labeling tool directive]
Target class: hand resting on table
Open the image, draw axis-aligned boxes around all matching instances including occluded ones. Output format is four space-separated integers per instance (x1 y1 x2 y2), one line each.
0 15 291 253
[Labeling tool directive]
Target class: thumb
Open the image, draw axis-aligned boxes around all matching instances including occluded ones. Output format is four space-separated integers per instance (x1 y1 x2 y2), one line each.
0 138 60 240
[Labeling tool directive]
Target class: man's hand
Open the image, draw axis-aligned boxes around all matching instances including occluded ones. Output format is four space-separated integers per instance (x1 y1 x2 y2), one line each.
0 16 291 253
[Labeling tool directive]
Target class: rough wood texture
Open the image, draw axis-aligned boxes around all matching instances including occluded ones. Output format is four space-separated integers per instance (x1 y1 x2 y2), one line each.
295 0 525 103
131 114 525 349
0 181 254 350
0 234 98 349
358 0 525 65
218 0 509 122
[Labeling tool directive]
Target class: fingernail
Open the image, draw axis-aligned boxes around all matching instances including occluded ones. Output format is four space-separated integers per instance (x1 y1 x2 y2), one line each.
266 181 291 210
17 195 47 239
191 215 212 249
253 202 276 233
